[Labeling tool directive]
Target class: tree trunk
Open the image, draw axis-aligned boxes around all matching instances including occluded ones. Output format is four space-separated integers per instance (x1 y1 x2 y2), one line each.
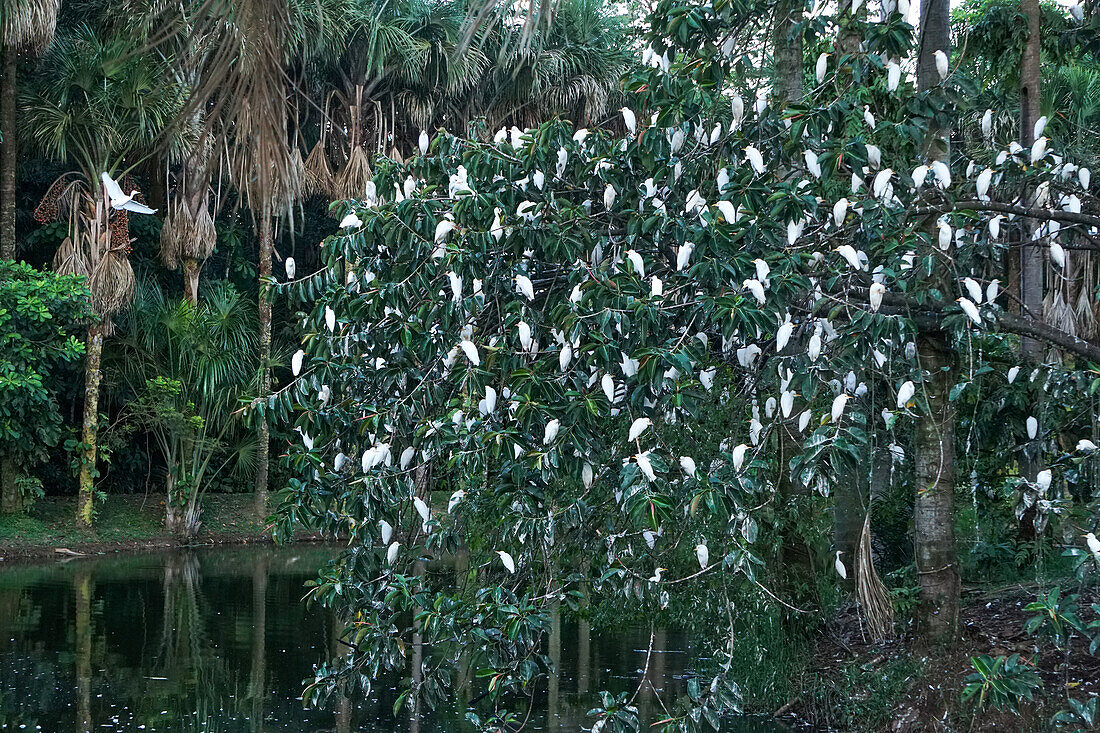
913 329 960 645
77 324 104 527
255 208 273 516
1019 0 1044 360
183 258 201 305
0 457 23 514
778 426 817 601
914 0 959 647
250 555 268 733
0 43 16 261
75 570 93 733
771 0 803 107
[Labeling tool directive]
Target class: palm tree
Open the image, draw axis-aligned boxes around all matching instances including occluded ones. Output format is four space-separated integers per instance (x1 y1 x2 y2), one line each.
20 23 186 525
1 0 60 261
112 281 260 538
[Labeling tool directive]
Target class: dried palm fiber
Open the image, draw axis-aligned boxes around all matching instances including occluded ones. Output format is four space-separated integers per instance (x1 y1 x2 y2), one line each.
1072 249 1099 341
161 135 218 270
1 0 58 52
52 237 89 278
303 139 335 199
855 512 894 642
334 145 373 202
87 248 134 335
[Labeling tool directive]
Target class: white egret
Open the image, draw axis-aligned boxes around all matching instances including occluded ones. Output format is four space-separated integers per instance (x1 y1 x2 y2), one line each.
490 208 504 241
732 444 748 471
831 394 851 422
912 165 928 189
962 278 983 304
434 217 455 243
543 419 560 444
285 257 296 280
986 279 1000 302
887 60 901 91
753 258 771 282
700 367 716 391
815 53 829 83
743 278 766 304
325 306 337 332
805 149 822 178
1027 416 1039 439
602 374 616 403
931 160 952 188
934 49 949 79
459 339 480 366
625 249 646 277
1031 136 1048 164
776 319 794 352
559 343 573 370
583 463 595 489
448 489 465 513
413 496 431 523
498 550 516 574
976 168 993 200
869 282 886 312
1050 242 1066 269
938 222 952 251
957 298 981 325
516 274 535 301
871 169 893 198
400 447 416 470
745 146 766 175
100 172 157 214
695 543 709 569
835 244 862 271
604 184 617 210
833 198 849 227
835 551 847 579
648 567 666 583
419 130 429 155
635 451 656 481
621 107 637 134
292 349 305 376
714 200 738 222
981 109 993 140
677 242 694 271
1077 439 1097 452
387 542 400 565
1086 532 1100 560
897 381 916 408
447 271 463 302
1036 469 1052 491
1008 366 1020 384
628 417 652 442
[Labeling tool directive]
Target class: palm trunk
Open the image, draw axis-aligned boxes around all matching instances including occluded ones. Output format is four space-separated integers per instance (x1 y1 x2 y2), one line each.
914 0 959 646
1 43 16 261
183 258 201 305
255 207 273 516
77 324 104 527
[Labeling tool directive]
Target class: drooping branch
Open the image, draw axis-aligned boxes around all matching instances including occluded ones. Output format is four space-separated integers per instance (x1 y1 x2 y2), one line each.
913 200 1100 229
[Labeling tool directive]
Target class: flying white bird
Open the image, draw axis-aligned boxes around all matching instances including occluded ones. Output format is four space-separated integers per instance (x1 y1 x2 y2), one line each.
100 172 157 214
628 417 652 443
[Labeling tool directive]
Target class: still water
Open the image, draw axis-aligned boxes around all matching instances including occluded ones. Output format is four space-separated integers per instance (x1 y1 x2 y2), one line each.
0 546 787 732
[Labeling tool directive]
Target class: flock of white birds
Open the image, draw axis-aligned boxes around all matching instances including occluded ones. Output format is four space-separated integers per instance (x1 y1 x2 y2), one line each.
279 4 1100 583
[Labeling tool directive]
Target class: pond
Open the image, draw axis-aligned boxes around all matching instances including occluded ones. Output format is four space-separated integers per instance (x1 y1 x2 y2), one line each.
0 545 790 732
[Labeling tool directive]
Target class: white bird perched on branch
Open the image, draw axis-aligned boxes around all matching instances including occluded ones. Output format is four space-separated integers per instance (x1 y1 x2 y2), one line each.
745 146 765 175
604 184 617 210
957 297 981 324
835 245 863 271
975 168 993 200
934 49 949 79
981 108 993 140
100 172 157 214
497 550 516 574
869 282 886 312
731 444 748 471
743 278 766 304
285 257 296 279
516 274 535 301
1036 469 1052 491
677 242 694 271
292 349 305 376
805 150 822 178
831 394 851 422
962 277 983 304
625 249 645 277
1085 532 1100 561
680 455 697 478
628 417 652 442
543 419 560 444
815 53 829 83
459 339 480 366
887 60 901 92
635 451 656 481
1076 439 1097 452
387 542 400 565
872 169 893 198
835 551 847 579
621 107 636 135
1027 416 1039 439
897 380 915 408
833 198 849 227
648 567 666 583
695 543 709 569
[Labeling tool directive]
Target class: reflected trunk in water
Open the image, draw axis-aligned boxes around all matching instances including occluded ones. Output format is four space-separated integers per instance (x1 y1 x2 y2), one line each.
548 601 561 732
250 555 268 733
75 569 93 733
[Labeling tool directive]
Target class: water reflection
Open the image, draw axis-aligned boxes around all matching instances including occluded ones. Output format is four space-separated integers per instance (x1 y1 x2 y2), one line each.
0 546 787 732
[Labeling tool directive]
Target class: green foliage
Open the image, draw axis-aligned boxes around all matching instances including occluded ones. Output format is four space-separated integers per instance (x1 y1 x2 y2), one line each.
110 281 259 533
1024 586 1085 648
962 654 1043 713
1053 694 1099 730
0 261 92 472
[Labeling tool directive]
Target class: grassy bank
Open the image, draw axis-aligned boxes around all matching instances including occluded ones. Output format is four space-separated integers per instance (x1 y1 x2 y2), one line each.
0 494 287 562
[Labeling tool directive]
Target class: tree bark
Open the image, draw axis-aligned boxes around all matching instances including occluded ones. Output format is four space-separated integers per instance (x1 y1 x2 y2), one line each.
1 43 17 261
771 0 803 107
914 0 959 646
77 324 104 527
255 208 273 516
0 457 23 514
1019 0 1044 360
183 258 201 305
913 329 960 645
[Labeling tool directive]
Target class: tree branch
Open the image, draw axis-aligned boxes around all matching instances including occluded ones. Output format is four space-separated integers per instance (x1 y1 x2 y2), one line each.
913 200 1100 229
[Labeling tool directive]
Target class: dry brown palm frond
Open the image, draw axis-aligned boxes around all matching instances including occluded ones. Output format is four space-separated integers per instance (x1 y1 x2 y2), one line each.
88 247 135 329
333 146 374 203
1 0 59 53
855 513 894 642
160 200 217 270
303 139 335 199
52 236 89 278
